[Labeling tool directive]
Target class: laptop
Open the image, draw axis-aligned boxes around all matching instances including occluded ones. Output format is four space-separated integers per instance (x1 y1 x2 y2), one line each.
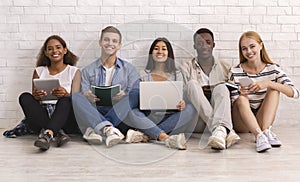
139 81 183 110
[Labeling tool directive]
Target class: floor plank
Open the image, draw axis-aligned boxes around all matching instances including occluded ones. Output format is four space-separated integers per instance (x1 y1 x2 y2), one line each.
0 126 299 182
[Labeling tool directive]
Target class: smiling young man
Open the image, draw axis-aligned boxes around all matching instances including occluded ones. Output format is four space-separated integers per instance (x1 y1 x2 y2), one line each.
180 28 240 150
72 26 140 147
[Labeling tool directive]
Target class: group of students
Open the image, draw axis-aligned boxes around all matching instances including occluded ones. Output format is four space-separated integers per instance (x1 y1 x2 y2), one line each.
3 26 299 153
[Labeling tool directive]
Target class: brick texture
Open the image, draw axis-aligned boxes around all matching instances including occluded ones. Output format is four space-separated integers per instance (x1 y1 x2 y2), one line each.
1 0 299 128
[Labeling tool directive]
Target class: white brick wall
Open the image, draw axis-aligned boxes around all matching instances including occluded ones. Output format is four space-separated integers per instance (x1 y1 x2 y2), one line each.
1 0 300 128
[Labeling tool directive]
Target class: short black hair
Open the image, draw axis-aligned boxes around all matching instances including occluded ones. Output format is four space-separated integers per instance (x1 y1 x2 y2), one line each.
193 28 214 43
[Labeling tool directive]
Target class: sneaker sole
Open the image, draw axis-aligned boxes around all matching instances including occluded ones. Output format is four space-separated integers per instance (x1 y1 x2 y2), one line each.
106 135 124 147
125 130 136 143
125 136 141 143
257 145 272 153
226 136 240 148
269 140 282 147
34 140 50 150
84 138 102 145
126 134 146 143
208 137 225 150
173 133 187 150
270 144 281 148
106 138 122 147
83 137 102 145
56 137 71 147
257 147 271 153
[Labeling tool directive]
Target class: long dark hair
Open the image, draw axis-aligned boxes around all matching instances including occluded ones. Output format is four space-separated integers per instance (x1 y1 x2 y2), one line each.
145 37 176 73
36 35 78 67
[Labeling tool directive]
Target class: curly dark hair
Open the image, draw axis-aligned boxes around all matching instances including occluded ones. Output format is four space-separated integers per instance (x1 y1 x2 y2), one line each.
36 35 78 67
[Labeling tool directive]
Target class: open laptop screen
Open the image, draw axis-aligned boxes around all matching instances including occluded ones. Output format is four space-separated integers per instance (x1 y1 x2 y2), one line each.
139 81 183 110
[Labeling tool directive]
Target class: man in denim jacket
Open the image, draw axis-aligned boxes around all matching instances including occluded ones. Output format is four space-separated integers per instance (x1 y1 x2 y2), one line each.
72 26 140 147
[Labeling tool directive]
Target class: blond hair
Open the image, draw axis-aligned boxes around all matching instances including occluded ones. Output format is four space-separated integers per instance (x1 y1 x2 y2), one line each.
238 31 273 64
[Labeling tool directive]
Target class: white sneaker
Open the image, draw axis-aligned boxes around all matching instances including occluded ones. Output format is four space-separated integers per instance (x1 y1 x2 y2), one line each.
83 127 102 144
164 133 187 150
256 130 271 152
103 126 124 147
226 129 240 148
263 126 282 147
208 126 227 150
125 129 149 143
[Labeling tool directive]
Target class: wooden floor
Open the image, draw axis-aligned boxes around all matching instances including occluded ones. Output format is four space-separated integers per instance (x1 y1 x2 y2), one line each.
0 126 300 182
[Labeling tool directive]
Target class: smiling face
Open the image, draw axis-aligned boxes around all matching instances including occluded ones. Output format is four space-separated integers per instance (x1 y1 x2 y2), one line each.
240 37 263 62
152 41 168 63
99 32 121 56
44 38 67 63
194 33 215 60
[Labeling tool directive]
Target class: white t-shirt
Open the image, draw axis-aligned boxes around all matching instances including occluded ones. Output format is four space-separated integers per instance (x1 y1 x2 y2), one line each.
199 71 209 86
35 65 78 104
104 65 115 86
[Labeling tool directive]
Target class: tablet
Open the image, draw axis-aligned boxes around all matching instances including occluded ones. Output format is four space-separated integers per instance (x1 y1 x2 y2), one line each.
33 78 60 100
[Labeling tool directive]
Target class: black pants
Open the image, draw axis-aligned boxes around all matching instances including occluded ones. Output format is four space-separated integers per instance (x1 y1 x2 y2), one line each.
19 92 79 136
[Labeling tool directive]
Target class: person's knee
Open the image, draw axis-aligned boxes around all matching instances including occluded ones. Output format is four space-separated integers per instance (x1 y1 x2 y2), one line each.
57 96 71 105
19 92 33 104
186 80 204 96
235 95 249 106
186 80 198 90
212 84 229 97
184 104 196 114
266 88 280 97
71 92 83 105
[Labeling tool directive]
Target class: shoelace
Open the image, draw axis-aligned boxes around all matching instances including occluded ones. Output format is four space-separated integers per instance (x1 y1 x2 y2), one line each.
103 127 111 135
105 127 120 137
257 134 269 147
165 136 176 148
256 128 268 145
88 130 96 136
266 126 277 139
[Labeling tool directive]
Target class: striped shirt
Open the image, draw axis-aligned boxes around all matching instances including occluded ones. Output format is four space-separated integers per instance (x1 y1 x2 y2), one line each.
229 63 299 109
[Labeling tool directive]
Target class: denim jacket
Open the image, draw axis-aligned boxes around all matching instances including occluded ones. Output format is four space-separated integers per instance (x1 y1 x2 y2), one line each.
81 57 140 94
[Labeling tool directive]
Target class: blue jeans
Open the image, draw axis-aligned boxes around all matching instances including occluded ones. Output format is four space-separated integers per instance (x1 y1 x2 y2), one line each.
128 104 197 140
72 89 139 135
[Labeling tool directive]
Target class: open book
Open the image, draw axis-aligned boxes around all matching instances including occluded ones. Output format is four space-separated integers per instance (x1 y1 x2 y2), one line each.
224 82 239 91
214 81 239 91
91 84 121 106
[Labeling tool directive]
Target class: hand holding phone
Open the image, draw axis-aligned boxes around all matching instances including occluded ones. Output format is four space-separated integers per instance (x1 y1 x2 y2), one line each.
239 77 253 87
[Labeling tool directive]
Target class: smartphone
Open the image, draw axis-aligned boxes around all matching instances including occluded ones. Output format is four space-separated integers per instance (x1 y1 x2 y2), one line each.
239 77 253 87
